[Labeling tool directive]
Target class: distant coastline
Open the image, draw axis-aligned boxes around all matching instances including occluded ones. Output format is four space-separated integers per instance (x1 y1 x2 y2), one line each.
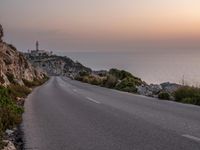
57 51 200 86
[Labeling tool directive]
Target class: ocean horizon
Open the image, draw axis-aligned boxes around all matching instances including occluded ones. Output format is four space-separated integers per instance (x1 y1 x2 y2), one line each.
57 50 200 86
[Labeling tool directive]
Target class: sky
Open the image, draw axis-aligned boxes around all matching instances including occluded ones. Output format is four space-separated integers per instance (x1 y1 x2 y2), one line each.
0 0 200 52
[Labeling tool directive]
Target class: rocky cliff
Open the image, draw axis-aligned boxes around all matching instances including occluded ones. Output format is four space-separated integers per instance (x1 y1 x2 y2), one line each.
25 53 92 77
0 25 45 86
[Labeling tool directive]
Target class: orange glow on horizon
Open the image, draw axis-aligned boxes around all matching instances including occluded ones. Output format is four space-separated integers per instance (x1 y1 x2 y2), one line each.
1 0 200 48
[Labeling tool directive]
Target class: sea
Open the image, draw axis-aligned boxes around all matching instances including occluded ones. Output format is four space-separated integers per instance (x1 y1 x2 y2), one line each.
57 49 200 86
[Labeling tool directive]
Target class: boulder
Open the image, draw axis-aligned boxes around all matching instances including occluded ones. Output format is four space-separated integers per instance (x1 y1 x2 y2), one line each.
137 85 153 96
2 140 16 150
149 84 162 94
5 129 14 136
137 84 162 97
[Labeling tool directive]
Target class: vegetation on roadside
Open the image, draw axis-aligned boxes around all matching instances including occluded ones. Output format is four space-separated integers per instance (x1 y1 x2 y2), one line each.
0 86 24 148
76 69 200 107
0 77 49 148
157 85 200 106
23 76 49 88
158 92 170 100
115 77 138 93
76 68 143 93
174 86 200 105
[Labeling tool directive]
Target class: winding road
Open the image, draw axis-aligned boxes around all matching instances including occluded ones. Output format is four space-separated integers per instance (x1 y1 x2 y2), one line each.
22 76 200 150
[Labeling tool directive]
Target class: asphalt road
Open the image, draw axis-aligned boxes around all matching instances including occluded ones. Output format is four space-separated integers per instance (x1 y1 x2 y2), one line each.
22 76 200 150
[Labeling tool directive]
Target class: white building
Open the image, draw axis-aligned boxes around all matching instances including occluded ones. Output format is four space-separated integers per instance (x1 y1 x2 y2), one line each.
28 41 52 57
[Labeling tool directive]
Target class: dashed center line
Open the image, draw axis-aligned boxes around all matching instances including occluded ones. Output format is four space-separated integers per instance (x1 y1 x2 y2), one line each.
182 134 200 142
86 97 101 104
73 89 77 92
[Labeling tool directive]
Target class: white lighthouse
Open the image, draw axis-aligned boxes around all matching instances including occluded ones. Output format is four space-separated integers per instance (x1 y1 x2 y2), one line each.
36 41 39 51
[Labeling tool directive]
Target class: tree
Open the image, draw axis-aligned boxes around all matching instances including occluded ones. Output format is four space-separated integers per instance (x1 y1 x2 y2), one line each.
0 24 3 41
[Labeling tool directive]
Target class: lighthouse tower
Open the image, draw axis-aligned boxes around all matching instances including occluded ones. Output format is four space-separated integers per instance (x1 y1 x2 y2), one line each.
36 41 39 51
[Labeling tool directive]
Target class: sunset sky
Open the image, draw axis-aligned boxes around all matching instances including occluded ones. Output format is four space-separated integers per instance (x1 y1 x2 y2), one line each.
0 0 200 51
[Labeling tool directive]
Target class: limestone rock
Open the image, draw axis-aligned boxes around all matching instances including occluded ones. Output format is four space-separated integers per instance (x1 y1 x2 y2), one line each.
161 82 181 93
0 25 46 86
5 129 14 136
137 84 162 97
24 53 92 77
3 140 16 150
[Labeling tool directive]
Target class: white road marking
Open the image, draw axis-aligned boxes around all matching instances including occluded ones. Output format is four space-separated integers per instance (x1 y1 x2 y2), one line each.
86 97 101 104
182 134 200 142
73 89 77 92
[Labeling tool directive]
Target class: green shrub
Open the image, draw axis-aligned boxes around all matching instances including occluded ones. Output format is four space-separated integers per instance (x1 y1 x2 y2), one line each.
82 76 89 83
0 86 24 146
109 68 142 86
0 106 23 130
158 92 170 100
0 76 48 146
79 71 90 77
174 86 200 105
23 76 49 88
79 75 102 86
22 79 35 87
115 77 137 93
109 68 133 80
8 84 31 99
103 75 118 88
75 68 143 94
89 77 102 85
23 78 39 87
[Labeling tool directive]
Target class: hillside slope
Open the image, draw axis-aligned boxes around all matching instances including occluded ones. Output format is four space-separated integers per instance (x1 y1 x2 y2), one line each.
0 25 45 86
0 24 48 149
25 53 92 77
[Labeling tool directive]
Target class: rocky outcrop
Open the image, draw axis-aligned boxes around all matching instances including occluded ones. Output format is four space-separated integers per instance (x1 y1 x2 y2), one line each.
160 82 182 93
2 140 16 150
137 84 162 97
0 25 46 86
137 82 181 98
25 54 92 77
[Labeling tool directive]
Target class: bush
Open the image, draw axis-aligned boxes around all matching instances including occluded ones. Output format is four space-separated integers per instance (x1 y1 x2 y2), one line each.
115 77 137 93
82 76 89 83
103 75 118 88
88 77 102 85
75 68 143 94
109 68 142 86
158 92 170 100
8 84 31 99
79 71 90 77
0 76 48 147
22 79 35 87
174 86 200 105
23 78 40 87
0 86 24 147
78 75 102 86
109 68 133 80
0 106 23 130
